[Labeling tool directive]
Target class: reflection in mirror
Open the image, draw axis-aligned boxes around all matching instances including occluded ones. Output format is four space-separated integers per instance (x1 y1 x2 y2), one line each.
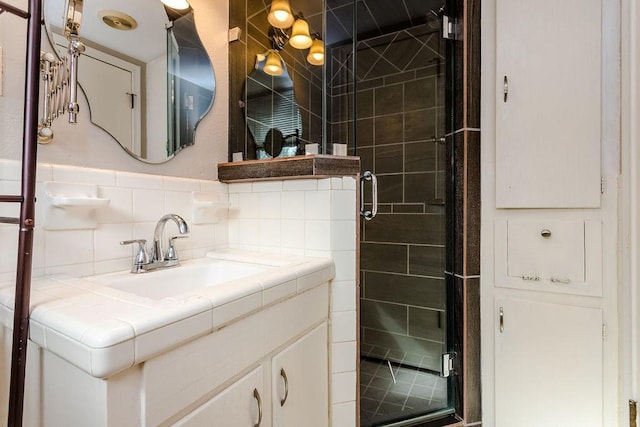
43 0 215 163
245 56 302 159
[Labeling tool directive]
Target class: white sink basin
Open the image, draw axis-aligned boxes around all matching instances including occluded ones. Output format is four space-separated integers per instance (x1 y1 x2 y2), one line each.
87 258 273 300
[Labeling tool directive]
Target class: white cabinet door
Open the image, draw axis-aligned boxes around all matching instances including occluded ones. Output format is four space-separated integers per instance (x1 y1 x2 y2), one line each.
495 298 602 427
495 0 601 208
272 323 328 427
172 366 266 427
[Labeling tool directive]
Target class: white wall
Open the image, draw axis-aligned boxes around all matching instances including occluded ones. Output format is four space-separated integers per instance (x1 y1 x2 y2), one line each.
0 0 229 180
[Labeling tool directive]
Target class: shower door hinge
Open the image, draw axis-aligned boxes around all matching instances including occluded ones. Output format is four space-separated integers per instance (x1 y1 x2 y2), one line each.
441 352 457 377
442 16 462 41
601 177 605 194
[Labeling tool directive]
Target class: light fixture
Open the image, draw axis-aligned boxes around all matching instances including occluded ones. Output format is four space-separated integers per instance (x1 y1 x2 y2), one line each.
268 0 294 29
288 16 313 49
160 0 190 10
264 7 324 69
264 50 284 76
306 36 324 66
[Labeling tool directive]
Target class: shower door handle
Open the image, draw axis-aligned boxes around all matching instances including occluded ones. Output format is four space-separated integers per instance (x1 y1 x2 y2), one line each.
360 171 377 221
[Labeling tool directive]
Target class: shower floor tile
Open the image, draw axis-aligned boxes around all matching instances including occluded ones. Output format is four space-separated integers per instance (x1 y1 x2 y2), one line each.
360 358 448 427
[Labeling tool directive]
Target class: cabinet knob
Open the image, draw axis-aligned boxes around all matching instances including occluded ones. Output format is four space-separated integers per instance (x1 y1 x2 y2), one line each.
540 229 552 238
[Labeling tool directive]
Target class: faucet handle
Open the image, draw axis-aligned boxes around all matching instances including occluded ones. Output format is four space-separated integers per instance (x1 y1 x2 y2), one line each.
166 235 189 261
121 239 150 271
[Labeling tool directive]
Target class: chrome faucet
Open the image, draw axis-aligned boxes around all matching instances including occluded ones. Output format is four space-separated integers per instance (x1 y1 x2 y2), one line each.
121 214 190 273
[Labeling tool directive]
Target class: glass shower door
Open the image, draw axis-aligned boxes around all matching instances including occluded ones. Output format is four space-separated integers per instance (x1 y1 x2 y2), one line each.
326 0 456 425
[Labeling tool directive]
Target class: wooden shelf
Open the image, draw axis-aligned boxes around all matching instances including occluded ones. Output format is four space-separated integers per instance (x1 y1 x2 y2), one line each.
218 155 361 183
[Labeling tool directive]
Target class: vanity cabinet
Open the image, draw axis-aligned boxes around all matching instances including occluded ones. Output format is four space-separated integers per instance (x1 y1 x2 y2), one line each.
495 0 602 208
494 298 603 427
173 323 328 427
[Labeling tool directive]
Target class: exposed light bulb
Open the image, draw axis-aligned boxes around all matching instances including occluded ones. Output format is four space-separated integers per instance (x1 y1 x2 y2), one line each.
161 0 190 10
289 17 312 49
268 0 294 28
307 38 324 66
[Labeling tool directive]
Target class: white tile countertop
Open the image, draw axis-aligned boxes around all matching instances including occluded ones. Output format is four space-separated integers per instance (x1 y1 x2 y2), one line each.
0 250 334 378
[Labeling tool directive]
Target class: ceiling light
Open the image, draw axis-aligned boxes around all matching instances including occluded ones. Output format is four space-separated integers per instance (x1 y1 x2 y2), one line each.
98 10 138 31
289 17 312 49
160 0 190 10
264 50 284 76
268 0 294 29
306 37 324 66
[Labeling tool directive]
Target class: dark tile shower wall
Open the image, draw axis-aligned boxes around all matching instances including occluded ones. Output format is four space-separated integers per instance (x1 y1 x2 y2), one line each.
328 26 448 372
229 0 324 160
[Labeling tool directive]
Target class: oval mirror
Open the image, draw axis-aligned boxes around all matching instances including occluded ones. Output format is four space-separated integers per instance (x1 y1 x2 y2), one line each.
43 0 215 163
245 56 302 159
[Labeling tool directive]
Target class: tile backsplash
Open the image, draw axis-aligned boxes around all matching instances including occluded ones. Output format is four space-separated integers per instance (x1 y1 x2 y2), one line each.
0 160 229 283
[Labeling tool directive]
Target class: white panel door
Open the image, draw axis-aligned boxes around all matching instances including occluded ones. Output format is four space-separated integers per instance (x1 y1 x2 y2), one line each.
79 54 135 152
495 0 601 208
172 365 266 427
272 323 328 427
495 298 602 427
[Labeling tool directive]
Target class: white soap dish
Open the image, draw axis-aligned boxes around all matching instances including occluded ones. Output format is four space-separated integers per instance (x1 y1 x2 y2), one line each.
192 191 228 224
42 182 110 230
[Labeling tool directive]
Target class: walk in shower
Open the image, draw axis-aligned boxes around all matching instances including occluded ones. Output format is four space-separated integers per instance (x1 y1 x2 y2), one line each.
326 0 456 425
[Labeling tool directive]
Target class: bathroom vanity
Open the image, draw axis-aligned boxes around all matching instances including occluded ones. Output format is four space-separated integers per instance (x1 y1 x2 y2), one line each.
0 250 334 426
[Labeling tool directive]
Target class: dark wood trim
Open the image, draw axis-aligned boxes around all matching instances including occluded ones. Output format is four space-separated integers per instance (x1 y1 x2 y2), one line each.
218 155 361 182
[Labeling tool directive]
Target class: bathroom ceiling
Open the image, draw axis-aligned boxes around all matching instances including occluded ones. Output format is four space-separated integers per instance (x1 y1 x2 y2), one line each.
44 0 167 63
325 0 445 46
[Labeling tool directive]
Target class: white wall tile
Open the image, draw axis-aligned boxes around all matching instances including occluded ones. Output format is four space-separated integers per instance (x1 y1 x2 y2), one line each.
283 179 318 191
0 181 20 218
331 221 357 251
342 176 357 190
96 187 133 224
333 250 356 281
330 177 343 190
332 190 357 220
318 178 332 190
37 163 53 182
332 341 357 373
163 177 200 192
305 191 331 220
44 230 94 267
281 191 305 219
0 226 18 274
331 311 357 342
228 182 252 193
331 281 357 312
259 192 281 219
164 191 193 220
0 159 21 180
200 180 227 194
238 219 260 246
304 220 331 251
252 181 283 192
94 224 132 262
259 219 281 248
133 190 164 222
332 401 356 427
237 193 260 219
191 224 215 249
281 219 305 250
331 371 357 404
